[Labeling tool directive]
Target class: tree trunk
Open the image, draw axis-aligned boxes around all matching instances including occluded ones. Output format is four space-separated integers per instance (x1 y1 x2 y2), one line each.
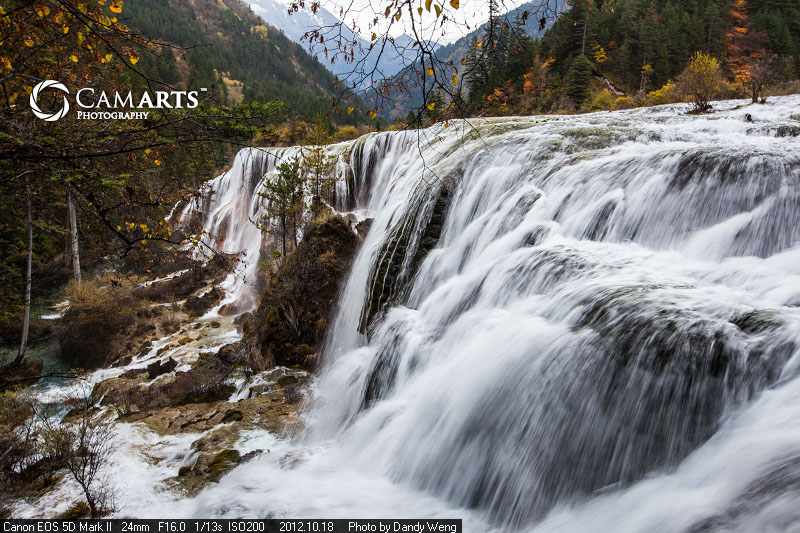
581 4 589 56
67 187 82 283
14 177 33 366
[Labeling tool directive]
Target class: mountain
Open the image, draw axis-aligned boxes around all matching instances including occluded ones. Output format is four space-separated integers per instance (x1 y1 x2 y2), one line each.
240 0 438 85
434 0 568 68
124 0 366 122
371 0 567 120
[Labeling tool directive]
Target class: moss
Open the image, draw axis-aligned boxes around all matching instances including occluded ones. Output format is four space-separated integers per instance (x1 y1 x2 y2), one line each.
178 465 192 477
358 180 453 334
731 310 782 335
178 337 192 345
207 449 240 482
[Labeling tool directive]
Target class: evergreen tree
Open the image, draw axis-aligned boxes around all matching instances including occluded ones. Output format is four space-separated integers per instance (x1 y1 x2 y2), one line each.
301 116 338 217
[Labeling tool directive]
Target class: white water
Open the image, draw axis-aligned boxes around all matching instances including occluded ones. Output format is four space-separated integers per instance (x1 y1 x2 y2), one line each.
109 98 800 530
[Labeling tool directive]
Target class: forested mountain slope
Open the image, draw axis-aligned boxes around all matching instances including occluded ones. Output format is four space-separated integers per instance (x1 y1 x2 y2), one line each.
124 0 365 122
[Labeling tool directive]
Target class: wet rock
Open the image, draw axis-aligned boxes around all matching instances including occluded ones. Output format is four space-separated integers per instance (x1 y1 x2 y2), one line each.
233 313 254 335
207 449 240 482
184 287 224 316
135 253 237 303
240 449 263 463
359 180 452 335
147 357 178 379
221 410 243 423
355 218 373 239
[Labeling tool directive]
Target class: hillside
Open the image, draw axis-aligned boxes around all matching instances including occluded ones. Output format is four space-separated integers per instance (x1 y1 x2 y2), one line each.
546 0 800 96
124 0 366 123
406 0 800 121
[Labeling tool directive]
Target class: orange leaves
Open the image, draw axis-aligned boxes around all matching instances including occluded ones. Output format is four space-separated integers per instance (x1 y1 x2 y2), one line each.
523 80 534 91
449 0 459 9
426 67 434 76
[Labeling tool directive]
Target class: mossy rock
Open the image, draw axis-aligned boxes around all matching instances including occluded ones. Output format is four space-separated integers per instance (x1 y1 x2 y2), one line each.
254 214 360 368
221 410 243 423
277 375 298 387
178 465 192 477
208 449 241 482
731 310 782 335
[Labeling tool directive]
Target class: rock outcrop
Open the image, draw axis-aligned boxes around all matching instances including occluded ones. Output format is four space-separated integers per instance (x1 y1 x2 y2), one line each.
252 214 360 369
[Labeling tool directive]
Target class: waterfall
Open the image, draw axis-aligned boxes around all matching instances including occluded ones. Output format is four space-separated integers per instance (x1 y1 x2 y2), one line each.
185 96 800 532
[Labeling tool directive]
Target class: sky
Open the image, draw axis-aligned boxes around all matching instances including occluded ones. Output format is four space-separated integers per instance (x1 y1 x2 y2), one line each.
312 0 537 45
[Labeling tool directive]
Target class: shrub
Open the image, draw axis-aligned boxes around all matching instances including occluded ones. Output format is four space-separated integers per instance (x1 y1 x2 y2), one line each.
677 52 724 113
590 89 614 111
613 96 637 110
332 125 361 143
647 80 681 106
59 279 143 368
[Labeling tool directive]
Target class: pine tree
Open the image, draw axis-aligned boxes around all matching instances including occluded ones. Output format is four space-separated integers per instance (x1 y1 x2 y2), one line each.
301 115 337 217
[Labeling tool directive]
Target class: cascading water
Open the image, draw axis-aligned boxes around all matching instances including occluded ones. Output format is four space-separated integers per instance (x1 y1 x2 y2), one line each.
176 96 800 532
